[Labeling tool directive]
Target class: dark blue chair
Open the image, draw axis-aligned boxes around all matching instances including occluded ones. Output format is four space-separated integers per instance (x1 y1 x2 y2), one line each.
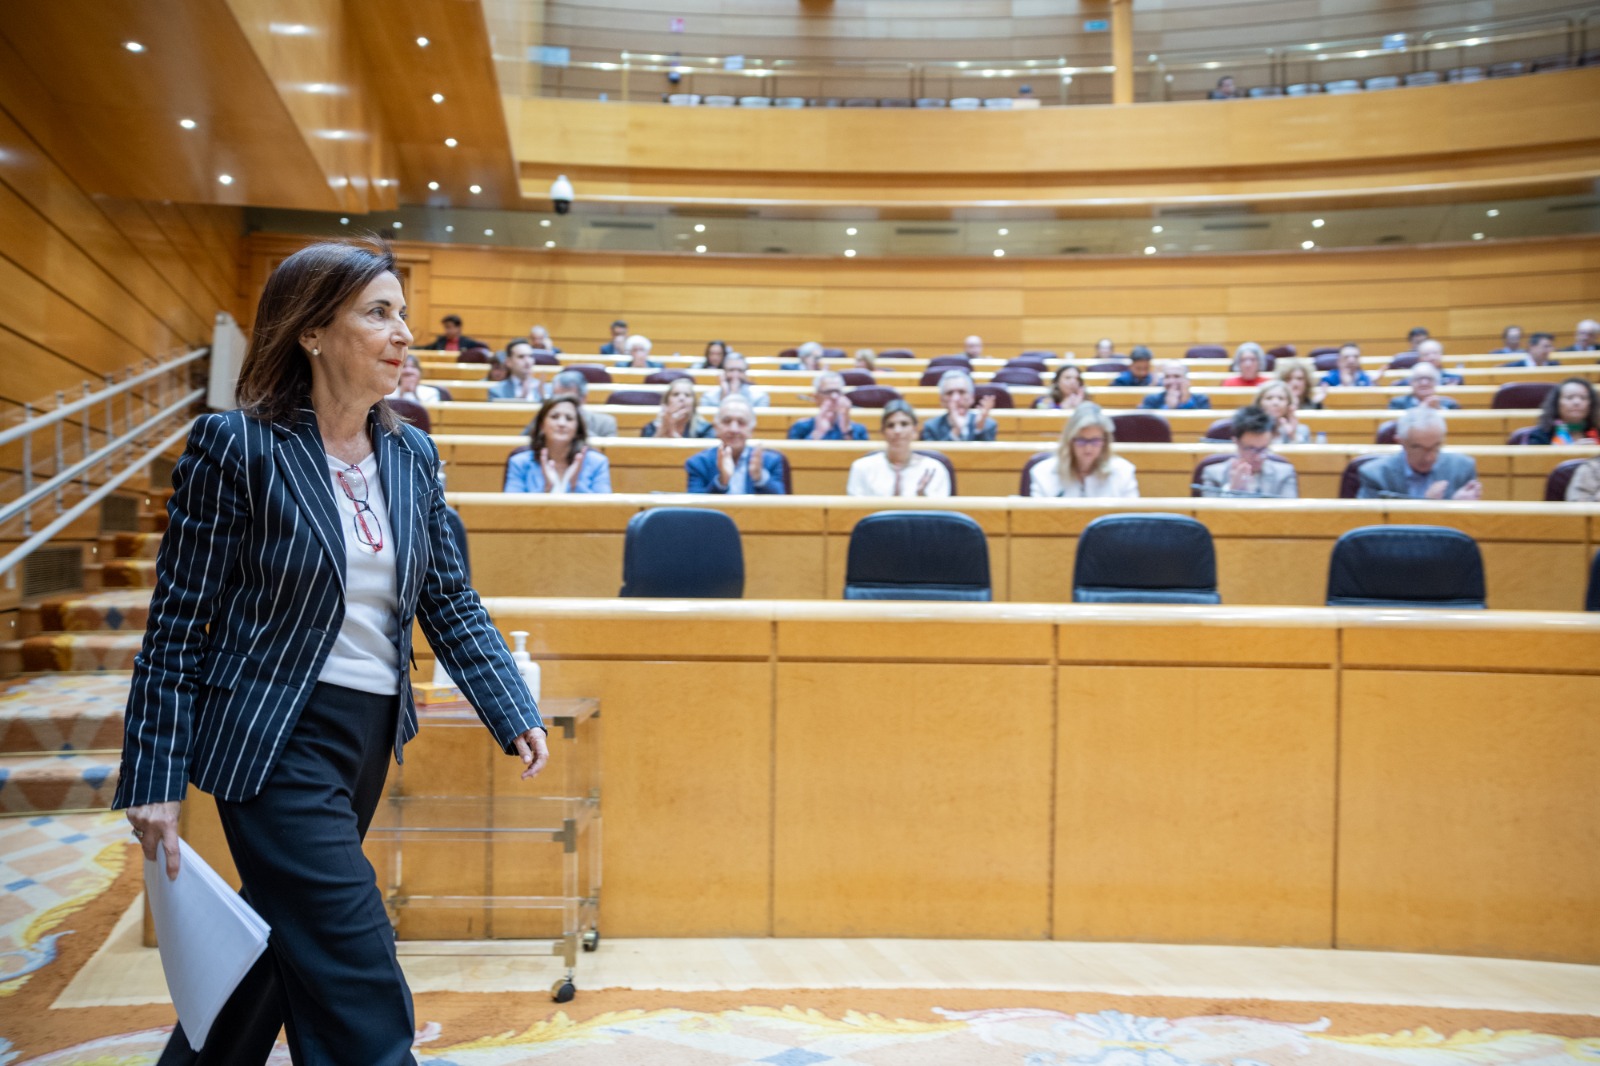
1326 525 1486 609
1585 550 1599 612
619 508 744 598
1072 514 1220 604
843 511 991 600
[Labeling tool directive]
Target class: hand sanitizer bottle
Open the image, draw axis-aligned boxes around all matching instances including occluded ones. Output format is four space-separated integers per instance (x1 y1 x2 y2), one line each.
509 630 541 704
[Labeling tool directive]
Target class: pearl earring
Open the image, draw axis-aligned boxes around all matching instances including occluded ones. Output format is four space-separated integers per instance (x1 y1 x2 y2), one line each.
312 347 320 356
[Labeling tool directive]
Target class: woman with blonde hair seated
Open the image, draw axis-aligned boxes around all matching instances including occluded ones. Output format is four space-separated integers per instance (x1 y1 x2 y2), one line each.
854 348 877 371
641 376 715 438
1274 357 1326 411
1028 402 1139 498
1254 379 1311 444
846 400 951 497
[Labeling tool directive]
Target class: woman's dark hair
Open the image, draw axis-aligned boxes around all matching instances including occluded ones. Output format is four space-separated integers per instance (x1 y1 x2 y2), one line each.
1049 364 1083 405
703 340 728 368
1538 377 1598 432
880 398 919 429
236 236 403 433
529 395 588 460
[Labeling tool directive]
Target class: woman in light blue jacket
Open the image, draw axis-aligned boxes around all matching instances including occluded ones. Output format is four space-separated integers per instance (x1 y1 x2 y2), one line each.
504 396 612 493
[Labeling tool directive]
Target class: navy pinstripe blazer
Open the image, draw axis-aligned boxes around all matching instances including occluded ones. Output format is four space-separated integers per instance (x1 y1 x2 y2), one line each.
112 406 542 807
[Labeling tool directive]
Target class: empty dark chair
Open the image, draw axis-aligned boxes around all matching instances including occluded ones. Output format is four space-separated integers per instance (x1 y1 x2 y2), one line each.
529 350 561 365
776 347 799 360
1376 420 1398 445
1005 356 1049 371
975 384 1014 409
843 511 991 601
1111 412 1173 443
919 368 952 387
928 355 972 370
1313 353 1341 372
1072 514 1220 604
1507 426 1536 445
456 346 493 364
915 450 957 495
1185 345 1227 360
1326 526 1486 609
847 386 902 409
1019 450 1052 496
387 398 431 433
1547 458 1586 501
1267 344 1297 360
877 348 915 359
992 367 1042 387
568 364 613 384
619 508 744 598
1493 382 1556 410
1018 350 1055 360
1388 352 1419 370
1309 346 1340 358
607 389 663 405
1086 360 1126 373
443 506 470 580
822 347 847 359
1587 551 1600 612
840 370 875 386
645 369 693 385
1339 454 1384 498
1202 418 1235 442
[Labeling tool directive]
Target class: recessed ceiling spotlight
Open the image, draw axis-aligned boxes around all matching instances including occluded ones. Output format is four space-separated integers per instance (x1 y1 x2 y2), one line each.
694 223 705 233
844 249 856 257
444 137 457 147
1152 225 1163 234
1301 240 1315 249
469 184 481 194
695 245 707 253
846 227 858 236
545 240 556 248
340 217 349 224
393 221 402 229
1486 208 1500 217
1473 232 1485 240
993 249 1005 257
217 174 233 185
431 93 445 103
179 118 196 130
484 229 494 236
124 41 145 53
416 36 429 47
445 225 454 232
269 23 312 35
540 219 551 227
428 181 439 190
998 228 1009 236
1143 246 1156 255
1312 218 1326 228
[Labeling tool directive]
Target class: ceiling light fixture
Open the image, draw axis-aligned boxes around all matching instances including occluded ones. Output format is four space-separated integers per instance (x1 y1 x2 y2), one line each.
416 36 429 47
484 229 494 236
545 240 556 248
339 217 349 224
444 137 457 147
217 174 233 185
179 118 196 129
844 249 856 257
445 225 454 232
1143 246 1156 255
1151 225 1163 234
540 219 551 227
993 249 1005 257
469 184 481 194
998 228 1009 236
1486 208 1500 217
1301 240 1315 249
428 181 439 190
392 221 402 229
432 93 445 103
694 223 706 233
845 227 857 236
695 245 707 253
1312 218 1326 228
124 41 145 53
1473 232 1485 240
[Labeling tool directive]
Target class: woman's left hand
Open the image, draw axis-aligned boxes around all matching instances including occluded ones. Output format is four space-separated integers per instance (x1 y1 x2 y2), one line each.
512 726 550 780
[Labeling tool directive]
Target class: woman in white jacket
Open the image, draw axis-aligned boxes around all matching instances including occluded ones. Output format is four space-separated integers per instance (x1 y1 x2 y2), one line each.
1028 402 1140 498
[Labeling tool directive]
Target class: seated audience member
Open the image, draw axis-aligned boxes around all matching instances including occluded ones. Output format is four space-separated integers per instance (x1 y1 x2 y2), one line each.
921 370 999 441
549 369 618 437
1140 361 1212 410
1275 356 1326 410
789 371 869 440
703 353 771 408
1198 405 1299 498
1410 339 1463 384
1223 342 1268 387
641 377 715 439
600 319 628 355
528 324 560 353
1564 318 1598 352
1035 365 1089 410
1492 325 1526 355
1503 332 1559 367
700 340 729 369
1357 406 1481 500
388 355 441 404
1322 344 1372 387
1255 380 1311 443
616 333 664 370
1527 378 1600 445
846 400 952 498
427 314 483 353
488 341 546 402
964 335 984 358
1110 346 1154 386
1407 326 1431 348
1095 338 1116 360
782 341 825 372
1029 403 1139 498
504 397 612 494
686 397 786 494
854 348 877 371
1567 456 1600 502
1208 75 1239 99
1388 363 1460 411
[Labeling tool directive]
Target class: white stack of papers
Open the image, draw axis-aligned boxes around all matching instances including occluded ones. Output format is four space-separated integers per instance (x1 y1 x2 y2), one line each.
144 838 271 1050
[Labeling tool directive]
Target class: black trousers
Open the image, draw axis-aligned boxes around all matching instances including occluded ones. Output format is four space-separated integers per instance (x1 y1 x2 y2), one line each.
159 682 415 1066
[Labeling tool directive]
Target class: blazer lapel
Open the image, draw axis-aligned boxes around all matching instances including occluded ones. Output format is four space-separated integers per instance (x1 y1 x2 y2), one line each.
272 409 346 590
374 423 417 611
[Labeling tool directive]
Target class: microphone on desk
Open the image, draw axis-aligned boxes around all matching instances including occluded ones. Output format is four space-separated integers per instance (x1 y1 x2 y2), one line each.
1189 484 1275 499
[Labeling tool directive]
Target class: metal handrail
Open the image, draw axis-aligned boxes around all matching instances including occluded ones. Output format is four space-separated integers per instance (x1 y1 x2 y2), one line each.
0 349 206 449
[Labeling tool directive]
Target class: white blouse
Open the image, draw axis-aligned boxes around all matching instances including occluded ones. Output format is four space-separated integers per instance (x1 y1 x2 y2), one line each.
846 451 953 498
388 384 441 404
317 452 400 695
1029 454 1140 498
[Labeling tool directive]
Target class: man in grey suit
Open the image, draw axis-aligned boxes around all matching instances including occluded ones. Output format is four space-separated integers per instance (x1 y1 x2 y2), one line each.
551 369 618 438
1198 405 1299 497
1357 405 1482 500
486 340 544 402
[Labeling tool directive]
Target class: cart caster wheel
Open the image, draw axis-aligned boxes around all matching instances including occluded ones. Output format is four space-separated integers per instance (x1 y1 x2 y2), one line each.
551 978 576 1003
582 929 600 952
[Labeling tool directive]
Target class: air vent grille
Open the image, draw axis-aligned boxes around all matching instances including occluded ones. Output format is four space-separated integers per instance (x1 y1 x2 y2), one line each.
100 495 140 532
22 545 83 598
586 220 657 230
894 226 960 236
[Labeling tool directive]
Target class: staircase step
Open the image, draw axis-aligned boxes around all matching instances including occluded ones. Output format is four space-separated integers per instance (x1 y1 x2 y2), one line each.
1 632 142 674
138 510 169 533
0 752 120 814
0 673 130 755
22 590 153 636
102 531 163 560
102 559 157 588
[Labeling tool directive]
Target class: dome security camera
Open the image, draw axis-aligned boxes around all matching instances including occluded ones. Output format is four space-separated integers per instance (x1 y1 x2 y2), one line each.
550 174 574 215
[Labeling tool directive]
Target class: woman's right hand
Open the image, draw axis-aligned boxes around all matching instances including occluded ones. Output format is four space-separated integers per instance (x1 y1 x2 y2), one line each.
128 801 183 880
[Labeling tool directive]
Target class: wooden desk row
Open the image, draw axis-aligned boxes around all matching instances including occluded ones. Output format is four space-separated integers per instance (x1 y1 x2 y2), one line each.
435 435 1596 501
403 598 1600 963
446 493 1600 612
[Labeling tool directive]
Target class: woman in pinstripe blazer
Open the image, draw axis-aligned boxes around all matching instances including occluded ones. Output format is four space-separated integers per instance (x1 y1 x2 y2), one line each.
115 238 547 1066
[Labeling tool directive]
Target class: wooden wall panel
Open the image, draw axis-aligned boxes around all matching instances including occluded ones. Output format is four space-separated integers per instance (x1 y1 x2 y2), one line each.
250 233 1600 360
